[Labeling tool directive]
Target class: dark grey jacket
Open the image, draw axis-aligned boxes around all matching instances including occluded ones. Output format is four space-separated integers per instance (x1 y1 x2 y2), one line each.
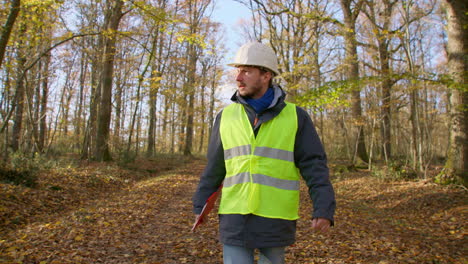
192 85 336 248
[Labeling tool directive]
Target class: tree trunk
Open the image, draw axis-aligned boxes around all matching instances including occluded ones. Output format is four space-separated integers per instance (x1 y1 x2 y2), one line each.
208 66 216 140
81 40 101 160
162 96 169 152
183 42 197 156
198 84 206 153
380 70 392 161
441 0 467 183
401 1 423 173
340 0 368 163
363 0 396 161
38 52 50 152
114 74 122 149
128 35 158 156
62 86 73 136
147 70 161 157
410 88 422 170
146 33 162 158
126 77 142 155
171 100 177 154
0 0 21 69
147 80 157 157
135 103 142 154
182 0 212 155
32 61 41 152
377 13 393 161
94 0 124 161
11 23 27 152
75 43 87 146
11 73 25 152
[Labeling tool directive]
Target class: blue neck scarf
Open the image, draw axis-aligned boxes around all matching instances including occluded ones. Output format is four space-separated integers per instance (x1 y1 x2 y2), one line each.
244 87 274 113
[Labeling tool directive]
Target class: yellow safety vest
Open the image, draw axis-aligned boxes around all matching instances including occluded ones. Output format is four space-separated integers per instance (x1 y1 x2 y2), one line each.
219 102 301 220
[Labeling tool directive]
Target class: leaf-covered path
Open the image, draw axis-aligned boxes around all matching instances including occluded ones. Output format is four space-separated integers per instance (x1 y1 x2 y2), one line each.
0 158 466 263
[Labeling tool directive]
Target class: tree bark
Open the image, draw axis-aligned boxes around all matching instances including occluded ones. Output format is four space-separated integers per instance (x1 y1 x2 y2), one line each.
182 0 210 156
94 0 124 161
443 0 467 182
10 23 27 151
363 0 396 161
146 32 162 158
340 0 368 163
0 0 21 69
147 70 161 157
38 52 50 152
114 72 122 149
379 41 392 161
401 0 423 173
208 66 216 140
81 36 102 160
75 42 87 146
32 60 41 152
184 58 195 156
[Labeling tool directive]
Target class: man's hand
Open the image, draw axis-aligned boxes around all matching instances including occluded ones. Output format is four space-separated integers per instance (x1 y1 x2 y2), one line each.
311 218 331 233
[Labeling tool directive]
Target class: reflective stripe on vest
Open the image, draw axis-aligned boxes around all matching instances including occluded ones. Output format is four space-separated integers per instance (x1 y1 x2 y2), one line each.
224 145 295 163
219 102 300 220
224 173 300 191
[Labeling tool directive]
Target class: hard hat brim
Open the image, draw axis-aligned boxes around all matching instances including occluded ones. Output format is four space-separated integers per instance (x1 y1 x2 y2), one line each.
227 63 279 76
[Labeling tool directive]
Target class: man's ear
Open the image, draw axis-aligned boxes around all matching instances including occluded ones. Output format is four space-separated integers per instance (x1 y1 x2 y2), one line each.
262 71 272 83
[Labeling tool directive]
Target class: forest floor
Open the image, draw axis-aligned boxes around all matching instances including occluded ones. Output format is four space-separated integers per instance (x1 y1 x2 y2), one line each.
0 156 466 264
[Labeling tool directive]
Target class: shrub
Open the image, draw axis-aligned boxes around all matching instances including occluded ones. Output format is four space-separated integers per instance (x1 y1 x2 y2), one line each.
117 151 137 165
0 166 37 187
0 152 56 188
435 167 466 186
371 160 417 181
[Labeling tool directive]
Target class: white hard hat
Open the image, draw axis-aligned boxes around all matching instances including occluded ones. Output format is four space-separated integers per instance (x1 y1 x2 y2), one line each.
227 42 279 76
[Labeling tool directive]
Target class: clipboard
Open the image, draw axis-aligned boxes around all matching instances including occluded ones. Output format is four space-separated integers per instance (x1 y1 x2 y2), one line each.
191 185 222 232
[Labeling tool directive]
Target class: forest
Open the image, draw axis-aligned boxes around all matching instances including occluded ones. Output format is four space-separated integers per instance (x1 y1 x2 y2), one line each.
0 0 466 180
0 0 466 263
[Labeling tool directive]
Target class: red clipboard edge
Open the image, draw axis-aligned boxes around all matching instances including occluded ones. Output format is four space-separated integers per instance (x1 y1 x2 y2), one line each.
191 185 222 232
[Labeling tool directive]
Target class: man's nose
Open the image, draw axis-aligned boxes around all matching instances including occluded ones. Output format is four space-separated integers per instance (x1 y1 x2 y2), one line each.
236 72 243 82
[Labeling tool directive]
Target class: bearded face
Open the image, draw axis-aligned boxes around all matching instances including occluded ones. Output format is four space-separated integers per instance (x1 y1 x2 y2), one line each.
235 66 272 99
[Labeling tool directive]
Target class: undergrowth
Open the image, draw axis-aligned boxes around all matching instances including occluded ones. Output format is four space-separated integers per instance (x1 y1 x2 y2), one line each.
0 153 47 187
371 160 418 181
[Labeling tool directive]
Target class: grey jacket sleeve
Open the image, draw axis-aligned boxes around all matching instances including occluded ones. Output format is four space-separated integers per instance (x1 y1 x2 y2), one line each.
294 107 336 223
192 111 226 214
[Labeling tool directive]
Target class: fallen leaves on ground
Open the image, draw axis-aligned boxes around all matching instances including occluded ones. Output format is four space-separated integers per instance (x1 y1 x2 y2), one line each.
0 158 466 263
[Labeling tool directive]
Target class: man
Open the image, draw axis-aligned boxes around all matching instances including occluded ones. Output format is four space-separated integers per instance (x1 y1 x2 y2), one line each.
192 41 336 264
